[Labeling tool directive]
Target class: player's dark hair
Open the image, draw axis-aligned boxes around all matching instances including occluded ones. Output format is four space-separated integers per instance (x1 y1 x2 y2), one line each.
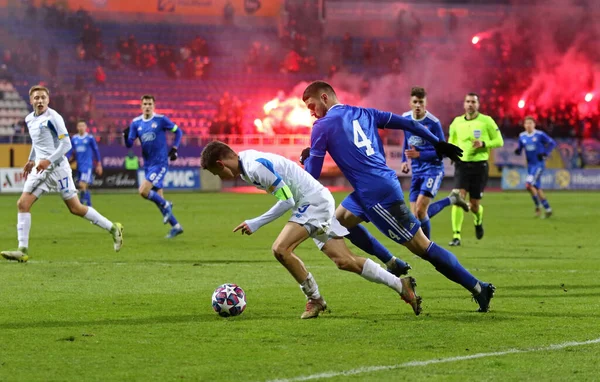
302 81 337 102
466 92 480 101
410 87 426 98
524 115 536 124
141 94 156 103
29 85 50 97
201 140 237 169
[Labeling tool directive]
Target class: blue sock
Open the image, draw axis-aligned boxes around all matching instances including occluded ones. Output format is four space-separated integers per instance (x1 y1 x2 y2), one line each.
428 197 451 219
346 225 395 264
85 190 92 206
148 190 167 209
531 195 540 208
79 190 85 204
424 242 479 291
541 199 551 210
168 214 179 227
420 217 431 239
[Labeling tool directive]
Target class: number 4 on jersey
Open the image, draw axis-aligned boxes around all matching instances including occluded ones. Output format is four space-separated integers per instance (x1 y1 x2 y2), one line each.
353 120 375 156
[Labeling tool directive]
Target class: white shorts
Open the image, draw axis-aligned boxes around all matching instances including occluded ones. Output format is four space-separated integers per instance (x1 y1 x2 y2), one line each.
289 189 349 250
23 160 78 200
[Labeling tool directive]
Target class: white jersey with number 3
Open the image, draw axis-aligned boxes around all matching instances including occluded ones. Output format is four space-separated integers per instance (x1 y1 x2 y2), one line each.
238 150 325 204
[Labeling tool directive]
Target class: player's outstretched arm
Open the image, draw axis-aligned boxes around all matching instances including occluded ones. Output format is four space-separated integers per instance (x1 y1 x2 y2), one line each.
304 154 324 180
381 113 439 144
419 120 447 162
244 184 296 234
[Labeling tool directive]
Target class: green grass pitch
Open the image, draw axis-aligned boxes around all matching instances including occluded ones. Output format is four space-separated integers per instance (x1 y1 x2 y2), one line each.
1 191 599 381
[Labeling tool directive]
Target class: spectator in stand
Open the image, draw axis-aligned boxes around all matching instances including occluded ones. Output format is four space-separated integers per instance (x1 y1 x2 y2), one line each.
95 66 106 86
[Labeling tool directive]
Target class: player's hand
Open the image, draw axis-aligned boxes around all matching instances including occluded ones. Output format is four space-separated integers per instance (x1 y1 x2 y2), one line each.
23 160 35 179
233 222 253 235
514 148 521 156
472 140 485 149
404 145 420 159
537 153 547 161
122 127 130 144
434 141 463 162
400 162 410 174
36 159 51 174
168 147 178 161
96 163 103 176
299 147 310 165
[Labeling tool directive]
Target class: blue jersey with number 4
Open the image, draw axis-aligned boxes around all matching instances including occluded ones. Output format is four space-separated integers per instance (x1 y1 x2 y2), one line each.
310 104 401 209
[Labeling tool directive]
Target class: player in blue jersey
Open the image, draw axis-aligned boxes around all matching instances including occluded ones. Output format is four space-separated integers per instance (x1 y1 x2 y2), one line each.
514 116 556 218
400 87 469 239
124 94 184 238
300 81 495 312
402 87 469 239
68 120 102 206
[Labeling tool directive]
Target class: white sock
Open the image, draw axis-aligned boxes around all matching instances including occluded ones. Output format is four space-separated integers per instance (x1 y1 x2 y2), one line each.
300 273 321 300
361 259 403 294
17 212 31 249
473 282 482 294
83 207 113 231
448 194 457 204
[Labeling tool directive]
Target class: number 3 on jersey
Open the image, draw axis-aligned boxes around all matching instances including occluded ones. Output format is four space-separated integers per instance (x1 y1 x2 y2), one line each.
353 120 375 156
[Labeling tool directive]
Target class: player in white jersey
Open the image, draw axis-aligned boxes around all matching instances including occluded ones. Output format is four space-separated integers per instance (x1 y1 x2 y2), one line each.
1 86 123 263
201 141 422 318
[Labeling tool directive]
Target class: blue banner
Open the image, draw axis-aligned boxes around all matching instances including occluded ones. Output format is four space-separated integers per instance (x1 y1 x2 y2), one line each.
99 145 202 169
502 168 600 190
137 167 201 190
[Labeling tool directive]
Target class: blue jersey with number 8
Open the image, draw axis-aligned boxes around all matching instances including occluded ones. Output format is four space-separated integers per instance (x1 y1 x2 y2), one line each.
310 104 401 209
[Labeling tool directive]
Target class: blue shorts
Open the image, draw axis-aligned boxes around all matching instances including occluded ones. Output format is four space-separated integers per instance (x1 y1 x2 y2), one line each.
526 164 544 189
76 168 94 185
341 191 420 244
145 164 168 189
409 171 444 203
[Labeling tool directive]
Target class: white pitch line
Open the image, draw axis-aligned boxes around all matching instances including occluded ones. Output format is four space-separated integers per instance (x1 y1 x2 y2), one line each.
266 337 600 382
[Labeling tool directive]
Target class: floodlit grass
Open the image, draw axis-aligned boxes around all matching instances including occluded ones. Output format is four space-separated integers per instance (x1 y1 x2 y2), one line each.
1 191 598 381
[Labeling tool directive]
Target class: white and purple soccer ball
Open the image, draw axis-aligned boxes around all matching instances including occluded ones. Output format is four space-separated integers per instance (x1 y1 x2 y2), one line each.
212 284 247 317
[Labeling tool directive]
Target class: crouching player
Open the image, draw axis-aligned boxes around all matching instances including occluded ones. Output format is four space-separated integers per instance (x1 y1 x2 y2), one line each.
201 141 422 319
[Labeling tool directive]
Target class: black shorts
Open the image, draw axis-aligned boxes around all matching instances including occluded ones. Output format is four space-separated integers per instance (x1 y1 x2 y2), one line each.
454 160 488 199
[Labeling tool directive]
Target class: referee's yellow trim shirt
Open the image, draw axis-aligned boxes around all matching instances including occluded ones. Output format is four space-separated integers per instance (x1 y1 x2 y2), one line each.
448 113 504 162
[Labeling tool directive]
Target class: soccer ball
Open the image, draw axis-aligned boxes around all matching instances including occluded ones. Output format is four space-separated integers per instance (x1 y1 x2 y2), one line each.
211 284 247 317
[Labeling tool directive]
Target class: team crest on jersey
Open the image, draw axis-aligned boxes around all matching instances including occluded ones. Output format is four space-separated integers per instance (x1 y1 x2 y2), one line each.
151 122 158 129
473 129 482 139
408 136 425 147
533 137 537 142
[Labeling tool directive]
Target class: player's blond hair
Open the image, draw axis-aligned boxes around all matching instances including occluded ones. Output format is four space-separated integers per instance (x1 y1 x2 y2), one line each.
29 85 50 97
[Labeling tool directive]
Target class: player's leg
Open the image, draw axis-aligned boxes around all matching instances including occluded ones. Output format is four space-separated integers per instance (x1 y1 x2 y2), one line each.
60 166 123 251
367 200 495 312
272 222 325 319
156 188 183 238
1 192 39 262
537 187 552 218
450 163 466 246
78 169 93 206
470 162 488 240
317 232 422 315
337 193 411 276
414 173 444 239
428 189 469 219
139 166 173 224
532 166 551 218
